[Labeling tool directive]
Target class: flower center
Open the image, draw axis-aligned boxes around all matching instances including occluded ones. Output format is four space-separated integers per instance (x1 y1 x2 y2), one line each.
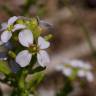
7 25 14 32
28 44 39 54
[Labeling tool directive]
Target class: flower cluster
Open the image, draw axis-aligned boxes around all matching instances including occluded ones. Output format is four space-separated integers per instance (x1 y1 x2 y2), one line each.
0 16 50 68
56 60 94 82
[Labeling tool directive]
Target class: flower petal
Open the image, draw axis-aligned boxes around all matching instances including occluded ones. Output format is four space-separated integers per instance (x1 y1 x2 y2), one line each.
1 23 8 31
62 67 72 76
1 31 12 43
19 29 33 47
13 24 26 32
38 36 50 49
16 50 32 67
39 20 53 30
69 60 84 68
83 64 92 70
37 50 50 67
86 72 94 82
77 70 85 77
8 16 18 25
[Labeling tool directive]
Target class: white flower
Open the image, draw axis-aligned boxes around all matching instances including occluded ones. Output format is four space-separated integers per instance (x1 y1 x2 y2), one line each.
62 67 72 76
78 70 94 82
1 16 26 43
70 60 94 82
56 64 72 76
69 60 84 68
77 70 85 77
86 72 94 82
16 29 50 67
83 63 92 70
55 60 94 82
68 60 92 70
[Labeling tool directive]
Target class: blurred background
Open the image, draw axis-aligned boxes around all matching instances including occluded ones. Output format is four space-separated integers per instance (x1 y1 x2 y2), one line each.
0 0 96 96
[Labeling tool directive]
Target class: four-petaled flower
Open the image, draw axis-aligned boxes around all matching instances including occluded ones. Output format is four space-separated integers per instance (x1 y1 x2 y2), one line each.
16 29 50 67
1 16 26 43
56 60 94 82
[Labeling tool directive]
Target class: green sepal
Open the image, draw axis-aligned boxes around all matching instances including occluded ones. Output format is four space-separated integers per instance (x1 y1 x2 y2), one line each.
16 19 24 25
0 60 11 75
8 51 16 59
26 18 41 38
44 34 53 41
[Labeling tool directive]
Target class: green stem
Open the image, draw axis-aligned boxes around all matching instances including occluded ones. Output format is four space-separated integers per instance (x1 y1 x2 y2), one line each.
11 69 29 96
18 70 28 96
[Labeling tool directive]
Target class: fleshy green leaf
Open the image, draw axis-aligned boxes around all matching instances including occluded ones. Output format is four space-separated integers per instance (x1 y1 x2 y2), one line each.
0 60 11 75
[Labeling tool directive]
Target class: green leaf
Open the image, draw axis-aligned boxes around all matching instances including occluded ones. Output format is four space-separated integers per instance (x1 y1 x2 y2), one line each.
0 61 11 75
44 34 53 41
29 66 46 74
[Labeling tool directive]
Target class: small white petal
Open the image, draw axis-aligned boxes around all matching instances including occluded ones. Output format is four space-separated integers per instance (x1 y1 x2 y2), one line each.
86 72 94 82
37 50 50 67
83 64 92 70
1 31 12 43
12 24 26 32
78 70 85 77
19 29 33 47
1 23 8 30
38 36 50 49
62 67 72 76
70 60 84 68
16 50 32 67
70 61 79 68
8 16 18 25
40 20 53 29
